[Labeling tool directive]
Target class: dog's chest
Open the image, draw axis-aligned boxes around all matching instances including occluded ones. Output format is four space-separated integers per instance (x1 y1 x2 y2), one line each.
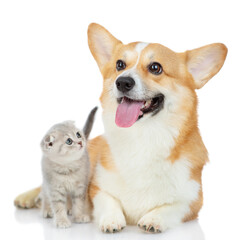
98 118 199 221
107 140 186 203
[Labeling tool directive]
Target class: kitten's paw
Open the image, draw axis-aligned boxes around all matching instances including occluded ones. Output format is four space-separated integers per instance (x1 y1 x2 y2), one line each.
67 209 72 216
99 213 126 233
137 213 166 233
41 208 53 218
34 195 42 208
72 214 90 223
55 217 71 228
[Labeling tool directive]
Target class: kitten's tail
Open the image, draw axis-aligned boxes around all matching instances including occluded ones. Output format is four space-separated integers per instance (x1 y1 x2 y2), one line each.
83 106 98 139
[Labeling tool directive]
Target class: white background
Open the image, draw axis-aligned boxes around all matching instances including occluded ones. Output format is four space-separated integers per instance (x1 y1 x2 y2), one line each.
0 0 233 239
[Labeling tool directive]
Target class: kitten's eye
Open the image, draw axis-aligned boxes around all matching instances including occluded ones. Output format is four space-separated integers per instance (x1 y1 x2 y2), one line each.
76 132 81 138
66 138 73 145
116 60 126 71
148 62 163 75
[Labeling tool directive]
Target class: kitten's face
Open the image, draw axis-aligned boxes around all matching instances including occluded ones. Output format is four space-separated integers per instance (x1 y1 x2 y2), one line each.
41 121 86 162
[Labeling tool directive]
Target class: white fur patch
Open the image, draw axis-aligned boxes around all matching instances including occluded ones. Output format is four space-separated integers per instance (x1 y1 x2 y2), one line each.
113 42 149 99
94 110 200 226
92 191 126 232
135 42 149 64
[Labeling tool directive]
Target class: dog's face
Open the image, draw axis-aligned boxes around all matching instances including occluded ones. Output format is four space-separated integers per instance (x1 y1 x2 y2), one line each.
88 23 227 128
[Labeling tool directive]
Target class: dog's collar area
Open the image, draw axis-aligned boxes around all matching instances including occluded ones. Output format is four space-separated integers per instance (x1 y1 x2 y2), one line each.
117 93 165 121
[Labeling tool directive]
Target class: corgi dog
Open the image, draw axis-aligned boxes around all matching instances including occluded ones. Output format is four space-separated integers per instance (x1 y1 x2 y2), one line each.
14 23 227 233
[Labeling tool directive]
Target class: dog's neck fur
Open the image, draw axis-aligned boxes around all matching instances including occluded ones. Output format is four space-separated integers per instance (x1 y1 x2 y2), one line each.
102 80 197 165
103 109 179 165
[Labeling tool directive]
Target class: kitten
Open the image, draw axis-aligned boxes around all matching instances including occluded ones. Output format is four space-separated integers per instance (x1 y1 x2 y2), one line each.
40 107 97 228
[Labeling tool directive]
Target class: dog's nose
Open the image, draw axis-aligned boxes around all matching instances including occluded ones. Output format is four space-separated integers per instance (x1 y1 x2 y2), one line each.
116 77 135 93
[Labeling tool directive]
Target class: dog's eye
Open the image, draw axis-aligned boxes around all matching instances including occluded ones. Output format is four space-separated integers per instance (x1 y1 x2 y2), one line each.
66 138 73 145
148 62 163 75
76 132 81 138
116 60 126 71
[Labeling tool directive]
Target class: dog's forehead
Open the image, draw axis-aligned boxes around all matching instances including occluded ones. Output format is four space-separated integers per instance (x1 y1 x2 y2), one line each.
115 42 181 76
116 42 146 58
117 42 178 62
144 43 179 60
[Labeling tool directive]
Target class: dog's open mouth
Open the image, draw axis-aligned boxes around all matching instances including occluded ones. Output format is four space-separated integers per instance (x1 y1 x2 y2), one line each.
115 93 164 128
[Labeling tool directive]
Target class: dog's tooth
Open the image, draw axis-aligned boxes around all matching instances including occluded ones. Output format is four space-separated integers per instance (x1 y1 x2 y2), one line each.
145 99 151 108
141 101 146 109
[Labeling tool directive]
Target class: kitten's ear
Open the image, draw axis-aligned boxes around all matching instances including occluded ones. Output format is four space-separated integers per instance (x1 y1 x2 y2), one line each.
185 43 227 89
42 134 55 150
88 23 122 71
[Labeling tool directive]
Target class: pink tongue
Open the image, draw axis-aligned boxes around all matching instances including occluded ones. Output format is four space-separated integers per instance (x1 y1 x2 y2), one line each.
115 97 144 128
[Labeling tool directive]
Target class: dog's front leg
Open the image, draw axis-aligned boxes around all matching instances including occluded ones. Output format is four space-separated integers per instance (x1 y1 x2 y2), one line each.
137 202 190 233
93 191 126 233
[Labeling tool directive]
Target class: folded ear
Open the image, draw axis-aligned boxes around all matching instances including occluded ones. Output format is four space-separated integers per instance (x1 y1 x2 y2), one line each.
186 43 227 89
42 134 55 150
88 23 122 71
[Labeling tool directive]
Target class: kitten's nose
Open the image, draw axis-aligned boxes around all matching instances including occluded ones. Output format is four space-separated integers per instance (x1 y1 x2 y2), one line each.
78 141 83 147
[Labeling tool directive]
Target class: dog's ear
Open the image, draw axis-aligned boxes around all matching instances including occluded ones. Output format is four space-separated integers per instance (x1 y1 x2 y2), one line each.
88 23 122 71
185 43 227 89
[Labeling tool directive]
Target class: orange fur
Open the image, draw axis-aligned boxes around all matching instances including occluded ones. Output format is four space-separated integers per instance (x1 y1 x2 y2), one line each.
89 183 100 201
87 136 116 200
88 135 116 173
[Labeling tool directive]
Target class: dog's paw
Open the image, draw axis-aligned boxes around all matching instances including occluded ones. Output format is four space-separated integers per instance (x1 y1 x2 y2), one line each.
99 213 126 233
137 213 166 233
55 217 71 228
72 214 90 223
